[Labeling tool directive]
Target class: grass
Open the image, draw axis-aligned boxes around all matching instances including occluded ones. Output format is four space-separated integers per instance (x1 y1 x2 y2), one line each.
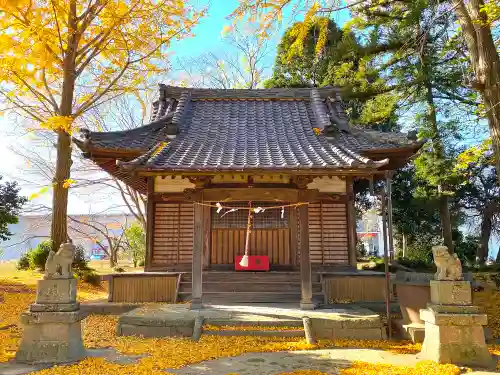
0 259 143 283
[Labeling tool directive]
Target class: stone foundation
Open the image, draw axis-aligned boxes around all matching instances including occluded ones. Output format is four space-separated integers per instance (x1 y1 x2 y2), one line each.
117 304 386 340
16 313 86 363
16 277 86 364
419 280 493 368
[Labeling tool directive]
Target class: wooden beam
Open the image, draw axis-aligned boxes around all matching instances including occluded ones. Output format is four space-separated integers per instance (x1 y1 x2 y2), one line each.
144 177 155 271
316 192 349 203
202 188 299 202
191 191 204 309
153 192 187 202
298 190 314 310
346 177 357 268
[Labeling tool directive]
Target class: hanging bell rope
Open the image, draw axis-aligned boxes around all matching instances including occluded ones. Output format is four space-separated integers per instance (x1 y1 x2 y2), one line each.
239 201 253 268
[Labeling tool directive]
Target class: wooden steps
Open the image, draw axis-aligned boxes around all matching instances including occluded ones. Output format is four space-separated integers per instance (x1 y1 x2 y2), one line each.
177 271 324 304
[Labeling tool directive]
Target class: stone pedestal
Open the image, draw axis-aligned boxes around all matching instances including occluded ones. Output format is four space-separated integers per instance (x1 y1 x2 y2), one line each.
419 280 493 368
16 278 86 364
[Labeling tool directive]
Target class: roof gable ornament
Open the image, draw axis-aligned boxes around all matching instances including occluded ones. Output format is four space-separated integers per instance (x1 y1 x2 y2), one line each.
166 91 191 137
310 88 350 136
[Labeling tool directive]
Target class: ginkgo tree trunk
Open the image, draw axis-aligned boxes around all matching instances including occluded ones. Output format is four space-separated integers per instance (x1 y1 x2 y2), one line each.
452 0 500 185
0 0 203 252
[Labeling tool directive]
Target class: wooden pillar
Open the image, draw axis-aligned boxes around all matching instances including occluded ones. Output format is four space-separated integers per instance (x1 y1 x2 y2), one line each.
346 177 357 268
191 191 204 309
381 187 392 338
144 177 155 271
386 172 395 261
289 206 298 266
298 192 314 310
202 205 211 269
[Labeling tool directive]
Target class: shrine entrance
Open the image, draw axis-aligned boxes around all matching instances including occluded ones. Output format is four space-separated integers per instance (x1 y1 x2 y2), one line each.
209 202 294 268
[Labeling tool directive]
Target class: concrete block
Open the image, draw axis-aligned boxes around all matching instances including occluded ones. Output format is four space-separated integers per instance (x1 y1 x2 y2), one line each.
427 303 480 314
20 311 86 325
118 324 172 337
15 321 85 364
420 309 487 326
341 318 383 329
430 280 471 305
36 279 77 304
30 303 80 312
419 322 494 368
404 323 425 343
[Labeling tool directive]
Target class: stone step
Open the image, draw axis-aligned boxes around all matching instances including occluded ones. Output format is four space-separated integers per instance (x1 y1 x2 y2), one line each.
202 329 305 337
178 281 323 293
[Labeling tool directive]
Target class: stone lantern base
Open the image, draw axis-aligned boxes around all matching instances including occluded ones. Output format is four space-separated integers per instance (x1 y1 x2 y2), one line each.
418 280 494 368
15 278 86 364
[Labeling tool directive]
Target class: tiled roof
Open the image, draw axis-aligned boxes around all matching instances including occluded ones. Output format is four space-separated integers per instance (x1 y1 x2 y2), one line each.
74 116 172 152
74 86 422 172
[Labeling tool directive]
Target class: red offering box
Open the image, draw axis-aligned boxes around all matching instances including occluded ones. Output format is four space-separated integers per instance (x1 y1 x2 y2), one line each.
235 255 270 271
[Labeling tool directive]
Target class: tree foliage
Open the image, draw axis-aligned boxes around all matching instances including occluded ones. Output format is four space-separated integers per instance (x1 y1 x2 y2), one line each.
455 140 499 261
0 0 203 251
264 17 399 129
230 0 500 183
0 177 26 242
124 221 145 267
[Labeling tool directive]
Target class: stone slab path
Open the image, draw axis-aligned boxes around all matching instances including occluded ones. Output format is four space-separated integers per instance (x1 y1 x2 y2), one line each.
166 349 498 375
120 303 381 325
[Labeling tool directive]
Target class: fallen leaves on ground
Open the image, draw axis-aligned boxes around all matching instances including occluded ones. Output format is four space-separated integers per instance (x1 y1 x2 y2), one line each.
278 371 329 375
0 280 107 362
473 288 500 338
340 361 463 375
0 276 498 374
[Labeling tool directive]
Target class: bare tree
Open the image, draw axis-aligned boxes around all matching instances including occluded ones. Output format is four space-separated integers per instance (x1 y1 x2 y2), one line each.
68 214 128 268
176 27 272 89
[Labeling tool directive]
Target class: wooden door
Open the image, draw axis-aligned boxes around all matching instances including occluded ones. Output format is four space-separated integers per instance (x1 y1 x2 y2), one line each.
210 202 291 265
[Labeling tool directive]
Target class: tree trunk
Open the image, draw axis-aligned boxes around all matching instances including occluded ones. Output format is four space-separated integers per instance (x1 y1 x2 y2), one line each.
50 0 78 252
439 193 454 253
452 0 500 184
419 20 454 253
478 211 492 263
402 232 407 258
109 250 117 268
50 132 72 252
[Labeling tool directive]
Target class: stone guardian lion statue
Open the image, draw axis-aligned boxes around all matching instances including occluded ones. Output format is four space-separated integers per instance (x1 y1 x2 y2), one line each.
432 245 463 281
44 243 75 279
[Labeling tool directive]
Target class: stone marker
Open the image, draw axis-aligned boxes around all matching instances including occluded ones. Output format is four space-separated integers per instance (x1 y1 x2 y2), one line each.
15 243 86 364
418 246 493 368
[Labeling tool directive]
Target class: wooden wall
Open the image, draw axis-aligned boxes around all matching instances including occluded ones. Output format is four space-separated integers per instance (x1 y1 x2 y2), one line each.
323 276 387 303
308 202 349 265
152 203 194 267
110 275 177 302
211 228 291 265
